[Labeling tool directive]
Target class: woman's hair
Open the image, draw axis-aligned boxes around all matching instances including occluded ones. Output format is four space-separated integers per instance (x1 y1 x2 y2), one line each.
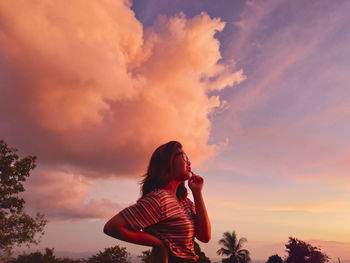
140 141 188 200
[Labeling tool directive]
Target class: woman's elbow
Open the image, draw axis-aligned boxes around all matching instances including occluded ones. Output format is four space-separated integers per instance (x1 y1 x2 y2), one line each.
197 233 211 243
104 222 125 239
103 214 126 238
103 221 115 237
103 222 112 235
201 235 211 243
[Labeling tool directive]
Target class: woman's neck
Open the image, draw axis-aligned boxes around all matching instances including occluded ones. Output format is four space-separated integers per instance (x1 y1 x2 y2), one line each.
163 180 181 197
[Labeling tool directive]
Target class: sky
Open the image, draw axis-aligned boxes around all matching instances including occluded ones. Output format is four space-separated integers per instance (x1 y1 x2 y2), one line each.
1 0 350 262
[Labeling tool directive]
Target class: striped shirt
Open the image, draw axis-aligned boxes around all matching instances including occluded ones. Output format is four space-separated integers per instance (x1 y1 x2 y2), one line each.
120 189 198 262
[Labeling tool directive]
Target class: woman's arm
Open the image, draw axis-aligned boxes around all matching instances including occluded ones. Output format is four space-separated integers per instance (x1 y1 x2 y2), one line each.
103 214 168 262
188 174 211 243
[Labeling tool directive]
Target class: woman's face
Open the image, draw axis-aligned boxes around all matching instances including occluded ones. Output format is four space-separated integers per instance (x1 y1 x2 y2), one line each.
172 147 191 182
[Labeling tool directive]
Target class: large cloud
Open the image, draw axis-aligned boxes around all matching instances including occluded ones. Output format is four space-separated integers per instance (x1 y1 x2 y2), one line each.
0 0 244 219
22 168 121 220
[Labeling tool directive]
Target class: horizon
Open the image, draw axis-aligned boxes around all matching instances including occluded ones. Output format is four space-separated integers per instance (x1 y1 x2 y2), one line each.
1 0 350 262
16 242 349 263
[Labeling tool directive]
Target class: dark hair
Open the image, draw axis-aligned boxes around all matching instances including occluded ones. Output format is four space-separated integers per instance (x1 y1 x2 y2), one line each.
140 141 187 200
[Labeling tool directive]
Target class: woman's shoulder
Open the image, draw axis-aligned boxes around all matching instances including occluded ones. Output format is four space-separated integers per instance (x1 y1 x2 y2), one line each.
142 188 169 201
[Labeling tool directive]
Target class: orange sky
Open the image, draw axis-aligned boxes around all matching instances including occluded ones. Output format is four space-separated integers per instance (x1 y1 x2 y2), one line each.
1 0 350 261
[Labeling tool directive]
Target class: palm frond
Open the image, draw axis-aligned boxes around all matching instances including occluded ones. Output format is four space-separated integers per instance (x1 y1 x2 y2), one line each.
236 237 247 250
238 249 250 255
216 247 231 256
218 231 237 253
218 231 250 263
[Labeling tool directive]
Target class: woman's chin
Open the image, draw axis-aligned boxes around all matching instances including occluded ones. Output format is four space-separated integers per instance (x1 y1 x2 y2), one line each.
174 171 191 181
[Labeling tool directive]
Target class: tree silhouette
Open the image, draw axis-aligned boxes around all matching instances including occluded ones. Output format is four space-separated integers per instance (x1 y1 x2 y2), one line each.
194 241 211 263
138 250 152 263
139 242 211 263
85 245 130 263
266 254 283 263
138 247 163 263
217 231 251 263
285 237 330 263
0 139 47 261
8 248 82 263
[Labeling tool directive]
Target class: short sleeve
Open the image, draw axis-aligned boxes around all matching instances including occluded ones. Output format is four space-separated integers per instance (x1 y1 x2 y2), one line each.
119 192 162 231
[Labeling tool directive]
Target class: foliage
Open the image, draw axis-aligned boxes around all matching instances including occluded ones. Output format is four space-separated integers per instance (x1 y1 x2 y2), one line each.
138 248 164 263
138 242 211 263
0 139 47 260
194 241 211 263
9 246 132 263
284 237 330 263
8 248 82 263
138 250 152 263
266 254 283 263
217 231 251 263
84 245 130 263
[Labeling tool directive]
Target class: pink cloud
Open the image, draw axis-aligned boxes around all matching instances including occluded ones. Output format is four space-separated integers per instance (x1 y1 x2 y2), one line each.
22 168 121 220
0 0 245 220
0 1 244 177
227 0 281 60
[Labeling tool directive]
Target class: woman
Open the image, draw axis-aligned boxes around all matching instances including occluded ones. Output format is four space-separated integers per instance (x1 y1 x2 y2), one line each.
103 141 211 263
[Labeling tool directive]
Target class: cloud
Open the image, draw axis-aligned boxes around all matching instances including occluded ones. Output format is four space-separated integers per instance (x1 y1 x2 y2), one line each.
226 0 281 60
211 0 350 188
22 168 122 220
0 0 244 219
0 1 244 177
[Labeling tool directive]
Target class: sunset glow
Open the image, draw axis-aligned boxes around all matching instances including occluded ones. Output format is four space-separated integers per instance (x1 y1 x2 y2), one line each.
1 0 350 262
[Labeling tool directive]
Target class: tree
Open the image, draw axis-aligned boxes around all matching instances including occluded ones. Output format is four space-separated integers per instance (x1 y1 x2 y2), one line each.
217 231 251 263
194 241 211 263
85 245 130 263
138 248 163 263
8 248 82 263
0 139 47 260
285 237 330 263
266 254 283 263
139 242 211 263
138 250 152 263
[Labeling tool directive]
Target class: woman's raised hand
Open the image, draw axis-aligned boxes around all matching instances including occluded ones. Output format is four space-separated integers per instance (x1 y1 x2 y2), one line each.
188 173 204 194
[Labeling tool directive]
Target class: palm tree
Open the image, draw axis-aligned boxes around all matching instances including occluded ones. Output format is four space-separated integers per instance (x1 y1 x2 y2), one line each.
217 231 251 263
